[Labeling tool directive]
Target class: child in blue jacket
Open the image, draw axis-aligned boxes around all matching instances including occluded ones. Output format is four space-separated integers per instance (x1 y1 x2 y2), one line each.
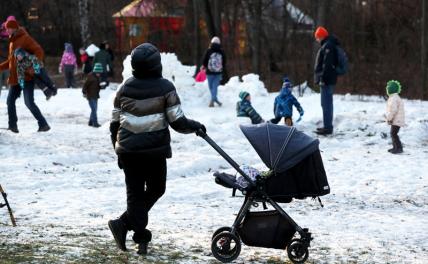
236 91 264 124
270 76 304 126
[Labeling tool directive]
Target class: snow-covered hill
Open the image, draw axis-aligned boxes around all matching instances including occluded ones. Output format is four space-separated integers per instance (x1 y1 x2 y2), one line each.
0 54 427 263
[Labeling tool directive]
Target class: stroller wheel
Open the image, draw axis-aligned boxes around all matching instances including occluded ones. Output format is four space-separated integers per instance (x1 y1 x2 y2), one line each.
212 226 232 240
211 232 241 263
287 239 309 264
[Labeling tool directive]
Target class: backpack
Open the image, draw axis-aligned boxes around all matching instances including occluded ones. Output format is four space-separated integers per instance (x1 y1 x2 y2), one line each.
207 52 223 73
335 46 348 75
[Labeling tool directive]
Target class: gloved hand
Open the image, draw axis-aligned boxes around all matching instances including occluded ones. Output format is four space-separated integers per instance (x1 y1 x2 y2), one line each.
299 108 304 116
387 120 392 125
58 67 62 74
33 64 41 74
195 122 206 136
19 79 24 89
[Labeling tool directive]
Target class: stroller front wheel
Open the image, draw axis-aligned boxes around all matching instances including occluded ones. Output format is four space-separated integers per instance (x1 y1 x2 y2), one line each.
211 232 241 263
287 238 309 264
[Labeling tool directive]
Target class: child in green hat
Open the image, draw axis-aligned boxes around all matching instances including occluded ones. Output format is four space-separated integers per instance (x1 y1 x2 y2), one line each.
82 63 103 127
236 91 264 124
385 80 405 154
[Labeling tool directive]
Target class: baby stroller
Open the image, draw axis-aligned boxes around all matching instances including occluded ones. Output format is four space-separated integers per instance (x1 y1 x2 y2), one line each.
196 123 330 263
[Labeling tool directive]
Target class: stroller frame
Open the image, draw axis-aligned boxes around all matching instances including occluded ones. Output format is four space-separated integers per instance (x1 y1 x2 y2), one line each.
197 130 312 263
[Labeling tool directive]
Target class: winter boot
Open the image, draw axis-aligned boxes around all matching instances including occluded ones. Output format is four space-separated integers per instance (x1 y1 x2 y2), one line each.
92 123 101 128
315 128 332 135
137 242 148 255
108 219 128 251
390 148 403 154
215 100 222 107
38 125 51 132
88 121 93 127
8 127 19 133
208 101 214 107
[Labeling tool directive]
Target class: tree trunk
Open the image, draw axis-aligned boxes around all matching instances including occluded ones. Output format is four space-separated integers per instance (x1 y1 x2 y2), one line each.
192 0 202 75
201 0 217 37
422 0 428 99
78 0 90 47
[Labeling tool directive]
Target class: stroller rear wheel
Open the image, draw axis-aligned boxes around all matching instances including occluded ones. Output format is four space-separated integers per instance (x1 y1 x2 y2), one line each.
211 232 241 263
212 226 232 240
287 238 309 264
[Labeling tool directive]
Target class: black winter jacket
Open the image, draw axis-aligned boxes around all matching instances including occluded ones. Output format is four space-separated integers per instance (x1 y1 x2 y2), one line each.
202 43 226 75
314 36 339 86
110 70 203 158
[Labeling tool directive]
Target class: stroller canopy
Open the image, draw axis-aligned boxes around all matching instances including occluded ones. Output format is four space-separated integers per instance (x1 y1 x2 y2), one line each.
240 123 319 173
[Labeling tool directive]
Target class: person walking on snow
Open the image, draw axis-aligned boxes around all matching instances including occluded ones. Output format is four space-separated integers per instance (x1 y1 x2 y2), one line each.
314 26 340 135
82 63 103 128
385 80 405 154
59 42 78 88
14 47 57 100
93 42 112 89
236 91 264 124
0 19 50 133
270 76 304 126
202 36 225 107
108 43 206 255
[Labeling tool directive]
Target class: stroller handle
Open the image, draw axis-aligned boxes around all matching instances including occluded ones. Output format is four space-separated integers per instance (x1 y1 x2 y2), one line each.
196 129 256 188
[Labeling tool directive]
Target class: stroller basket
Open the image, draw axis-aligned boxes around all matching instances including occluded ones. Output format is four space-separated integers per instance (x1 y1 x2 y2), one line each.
238 210 296 249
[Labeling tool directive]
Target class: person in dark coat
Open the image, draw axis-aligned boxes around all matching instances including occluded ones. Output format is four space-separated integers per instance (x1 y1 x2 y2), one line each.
202 36 226 107
103 41 115 78
108 43 206 255
93 42 112 89
270 76 304 126
314 26 339 135
82 62 103 127
236 91 264 124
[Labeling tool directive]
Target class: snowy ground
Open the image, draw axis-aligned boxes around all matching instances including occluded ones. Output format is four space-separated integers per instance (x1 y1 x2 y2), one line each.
0 55 427 263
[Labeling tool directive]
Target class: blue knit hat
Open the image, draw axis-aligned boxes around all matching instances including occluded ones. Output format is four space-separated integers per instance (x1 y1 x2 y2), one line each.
239 91 250 100
282 75 292 88
14 47 27 58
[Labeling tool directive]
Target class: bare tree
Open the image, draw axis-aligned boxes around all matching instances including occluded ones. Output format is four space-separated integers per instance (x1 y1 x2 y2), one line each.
423 0 428 99
78 0 91 47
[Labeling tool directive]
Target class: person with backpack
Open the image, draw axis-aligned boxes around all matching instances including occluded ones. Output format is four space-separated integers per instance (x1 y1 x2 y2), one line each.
202 36 226 107
314 26 347 135
59 42 78 88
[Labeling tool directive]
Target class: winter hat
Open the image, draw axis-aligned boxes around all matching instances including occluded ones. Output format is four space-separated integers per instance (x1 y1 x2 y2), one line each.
14 47 26 58
64 43 73 53
5 19 19 30
92 63 103 73
211 36 220 44
131 43 162 76
386 80 402 95
239 91 250 100
314 26 328 40
282 76 292 88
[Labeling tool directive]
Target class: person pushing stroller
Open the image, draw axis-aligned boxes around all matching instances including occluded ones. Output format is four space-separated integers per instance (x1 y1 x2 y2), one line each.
14 47 57 100
270 76 304 126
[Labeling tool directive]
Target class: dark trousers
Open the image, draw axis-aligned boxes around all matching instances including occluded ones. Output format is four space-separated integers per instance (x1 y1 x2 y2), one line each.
270 116 293 126
390 125 403 150
63 65 76 88
7 83 48 129
35 68 57 97
118 154 167 244
321 85 334 131
88 99 98 125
